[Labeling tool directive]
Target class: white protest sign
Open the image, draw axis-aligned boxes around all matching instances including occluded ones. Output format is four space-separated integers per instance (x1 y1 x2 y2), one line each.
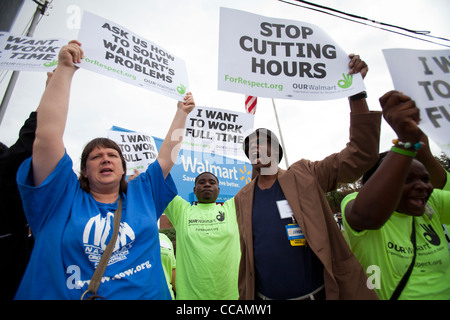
0 32 66 71
218 7 365 101
383 48 450 157
108 129 158 175
182 105 254 157
78 11 189 101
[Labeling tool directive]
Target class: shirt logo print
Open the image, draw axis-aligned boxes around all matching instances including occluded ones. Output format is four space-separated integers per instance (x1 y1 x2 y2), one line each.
83 212 135 266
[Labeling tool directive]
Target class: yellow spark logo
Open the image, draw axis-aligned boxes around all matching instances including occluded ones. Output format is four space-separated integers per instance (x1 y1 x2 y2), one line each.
239 165 252 184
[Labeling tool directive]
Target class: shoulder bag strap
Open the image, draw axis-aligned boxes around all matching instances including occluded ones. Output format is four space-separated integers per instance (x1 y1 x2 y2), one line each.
390 217 416 300
81 197 122 300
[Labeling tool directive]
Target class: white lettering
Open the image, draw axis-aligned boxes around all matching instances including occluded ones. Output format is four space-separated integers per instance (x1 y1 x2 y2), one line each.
66 265 81 289
366 265 381 289
180 155 239 181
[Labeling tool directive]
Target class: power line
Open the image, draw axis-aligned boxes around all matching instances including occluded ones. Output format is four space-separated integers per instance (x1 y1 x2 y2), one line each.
278 0 450 48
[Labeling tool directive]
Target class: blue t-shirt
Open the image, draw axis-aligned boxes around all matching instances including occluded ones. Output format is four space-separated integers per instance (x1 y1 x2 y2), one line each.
252 180 324 299
16 152 177 300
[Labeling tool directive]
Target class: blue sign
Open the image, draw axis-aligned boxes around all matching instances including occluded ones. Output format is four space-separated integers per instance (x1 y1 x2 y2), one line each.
111 126 252 203
153 137 252 203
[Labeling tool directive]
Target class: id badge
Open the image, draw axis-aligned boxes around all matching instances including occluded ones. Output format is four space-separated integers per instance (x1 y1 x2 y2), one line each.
285 224 307 246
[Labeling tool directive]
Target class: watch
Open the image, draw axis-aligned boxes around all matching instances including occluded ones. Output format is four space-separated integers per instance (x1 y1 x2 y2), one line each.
348 91 367 101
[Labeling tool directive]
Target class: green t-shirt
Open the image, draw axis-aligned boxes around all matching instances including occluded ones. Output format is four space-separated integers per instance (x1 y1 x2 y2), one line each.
164 196 240 300
341 188 450 300
159 233 176 300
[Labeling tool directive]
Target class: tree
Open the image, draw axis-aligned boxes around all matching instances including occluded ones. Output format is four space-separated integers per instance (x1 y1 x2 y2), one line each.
160 227 177 253
435 152 450 172
326 180 362 213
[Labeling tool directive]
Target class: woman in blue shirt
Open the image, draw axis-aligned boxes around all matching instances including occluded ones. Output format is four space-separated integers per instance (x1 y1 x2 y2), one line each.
16 41 195 299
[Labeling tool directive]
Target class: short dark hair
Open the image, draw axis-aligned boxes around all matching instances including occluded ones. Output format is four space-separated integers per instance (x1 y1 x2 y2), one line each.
79 138 127 193
194 171 219 185
243 128 283 163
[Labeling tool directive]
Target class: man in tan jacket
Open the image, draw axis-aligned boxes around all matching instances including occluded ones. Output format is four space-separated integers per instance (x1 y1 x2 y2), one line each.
234 54 380 300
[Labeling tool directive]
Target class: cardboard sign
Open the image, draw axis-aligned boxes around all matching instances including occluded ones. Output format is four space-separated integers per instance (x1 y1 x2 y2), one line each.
108 127 158 176
108 128 253 203
0 32 65 71
218 7 365 101
159 138 253 203
383 48 450 156
78 11 189 101
182 105 254 157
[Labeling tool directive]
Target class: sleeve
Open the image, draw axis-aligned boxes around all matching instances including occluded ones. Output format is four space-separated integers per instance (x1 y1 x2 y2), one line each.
233 193 249 300
16 151 79 234
444 171 450 191
223 197 237 221
305 111 382 192
133 159 178 220
428 189 450 225
0 112 36 177
0 112 37 235
164 195 190 228
341 192 369 239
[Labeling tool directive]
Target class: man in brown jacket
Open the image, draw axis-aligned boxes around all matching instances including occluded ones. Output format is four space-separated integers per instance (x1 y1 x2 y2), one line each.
234 54 380 300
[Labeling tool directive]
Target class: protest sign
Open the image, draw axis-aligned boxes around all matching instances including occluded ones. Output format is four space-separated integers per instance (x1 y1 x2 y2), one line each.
0 32 66 71
78 11 189 101
108 127 158 176
153 137 253 203
383 48 450 157
107 129 253 202
182 105 254 158
218 8 364 100
218 7 365 101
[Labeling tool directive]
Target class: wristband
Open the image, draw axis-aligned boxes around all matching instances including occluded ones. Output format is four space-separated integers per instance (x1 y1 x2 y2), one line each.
391 146 417 157
348 91 367 101
392 139 424 150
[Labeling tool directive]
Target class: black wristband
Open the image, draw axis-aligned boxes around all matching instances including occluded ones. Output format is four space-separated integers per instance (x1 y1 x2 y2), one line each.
349 91 367 101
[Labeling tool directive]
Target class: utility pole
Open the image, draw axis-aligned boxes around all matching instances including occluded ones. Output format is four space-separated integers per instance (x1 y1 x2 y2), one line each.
0 0 50 125
271 98 289 168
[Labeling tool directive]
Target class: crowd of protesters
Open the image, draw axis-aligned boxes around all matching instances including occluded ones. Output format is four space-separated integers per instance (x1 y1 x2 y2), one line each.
1 40 448 300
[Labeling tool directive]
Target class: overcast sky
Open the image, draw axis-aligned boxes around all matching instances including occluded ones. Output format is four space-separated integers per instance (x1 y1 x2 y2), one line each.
1 0 449 173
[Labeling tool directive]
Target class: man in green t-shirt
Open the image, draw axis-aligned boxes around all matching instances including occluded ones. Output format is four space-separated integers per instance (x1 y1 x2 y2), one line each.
164 172 240 300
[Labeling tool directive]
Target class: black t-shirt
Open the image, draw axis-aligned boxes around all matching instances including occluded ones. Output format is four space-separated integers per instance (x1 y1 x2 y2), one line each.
252 179 324 299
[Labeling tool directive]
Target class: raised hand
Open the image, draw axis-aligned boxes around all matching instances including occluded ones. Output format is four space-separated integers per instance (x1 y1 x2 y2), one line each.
348 53 368 79
379 90 422 143
177 92 195 114
58 40 84 69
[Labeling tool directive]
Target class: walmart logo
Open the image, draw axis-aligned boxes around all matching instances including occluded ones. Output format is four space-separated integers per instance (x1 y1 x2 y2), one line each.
180 155 252 186
239 165 252 184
